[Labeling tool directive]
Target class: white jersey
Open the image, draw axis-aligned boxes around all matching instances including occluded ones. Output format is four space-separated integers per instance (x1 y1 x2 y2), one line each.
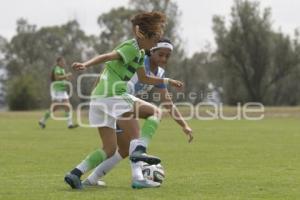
127 56 166 96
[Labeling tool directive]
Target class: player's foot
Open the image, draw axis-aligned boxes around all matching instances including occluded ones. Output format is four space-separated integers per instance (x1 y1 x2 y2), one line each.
38 121 46 129
82 179 106 188
130 152 161 165
68 124 79 129
64 173 82 189
131 179 160 189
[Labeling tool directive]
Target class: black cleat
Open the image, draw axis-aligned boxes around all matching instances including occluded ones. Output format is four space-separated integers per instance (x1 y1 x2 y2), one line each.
68 124 79 129
130 152 161 165
38 121 46 129
64 173 82 189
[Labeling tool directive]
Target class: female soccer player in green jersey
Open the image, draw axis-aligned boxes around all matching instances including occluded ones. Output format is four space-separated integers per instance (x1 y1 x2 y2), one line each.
82 38 194 187
64 11 183 189
38 57 78 129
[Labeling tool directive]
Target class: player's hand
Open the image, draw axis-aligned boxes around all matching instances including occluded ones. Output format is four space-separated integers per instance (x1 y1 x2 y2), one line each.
169 79 184 89
72 62 87 71
183 125 193 143
66 72 72 79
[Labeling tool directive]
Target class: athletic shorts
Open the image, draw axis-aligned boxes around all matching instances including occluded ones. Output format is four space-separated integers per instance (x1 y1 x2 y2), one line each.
51 90 69 102
89 94 139 129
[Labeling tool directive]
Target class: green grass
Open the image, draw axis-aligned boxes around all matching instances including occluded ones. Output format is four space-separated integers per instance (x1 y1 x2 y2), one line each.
0 111 299 200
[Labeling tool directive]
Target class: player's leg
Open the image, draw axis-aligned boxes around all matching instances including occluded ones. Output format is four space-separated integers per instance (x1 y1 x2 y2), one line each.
116 114 160 188
129 98 162 164
64 127 117 189
38 101 60 128
65 101 119 189
83 118 136 186
61 99 78 129
83 113 160 188
39 89 61 128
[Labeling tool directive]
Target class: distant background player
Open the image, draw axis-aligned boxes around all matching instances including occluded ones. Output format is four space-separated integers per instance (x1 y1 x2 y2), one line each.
38 57 78 129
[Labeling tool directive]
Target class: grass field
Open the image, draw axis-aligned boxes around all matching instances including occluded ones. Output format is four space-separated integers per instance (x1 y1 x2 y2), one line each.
0 109 299 200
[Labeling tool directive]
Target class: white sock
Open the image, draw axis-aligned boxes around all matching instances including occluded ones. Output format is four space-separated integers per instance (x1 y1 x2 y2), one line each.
130 161 144 181
129 139 146 181
129 139 147 154
67 116 73 126
76 161 89 174
40 118 46 124
87 151 123 184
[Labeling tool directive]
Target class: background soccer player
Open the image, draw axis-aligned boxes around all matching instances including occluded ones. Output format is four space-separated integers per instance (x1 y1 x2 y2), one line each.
38 57 78 129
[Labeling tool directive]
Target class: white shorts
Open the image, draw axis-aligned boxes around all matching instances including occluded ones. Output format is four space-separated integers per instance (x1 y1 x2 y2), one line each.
89 94 139 129
51 90 69 102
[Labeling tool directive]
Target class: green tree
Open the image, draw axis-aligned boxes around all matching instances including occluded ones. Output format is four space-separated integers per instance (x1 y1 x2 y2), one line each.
0 35 8 105
7 74 40 110
96 7 135 53
212 0 300 105
5 19 93 110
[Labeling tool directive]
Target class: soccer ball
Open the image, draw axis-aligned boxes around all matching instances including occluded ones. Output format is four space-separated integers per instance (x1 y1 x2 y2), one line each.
141 163 165 183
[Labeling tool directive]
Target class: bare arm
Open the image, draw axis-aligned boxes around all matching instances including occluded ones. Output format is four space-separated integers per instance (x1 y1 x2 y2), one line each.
72 51 120 70
155 88 193 143
136 67 184 89
55 72 72 81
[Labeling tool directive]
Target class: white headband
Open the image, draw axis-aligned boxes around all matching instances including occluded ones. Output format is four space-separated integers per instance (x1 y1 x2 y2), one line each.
150 42 173 51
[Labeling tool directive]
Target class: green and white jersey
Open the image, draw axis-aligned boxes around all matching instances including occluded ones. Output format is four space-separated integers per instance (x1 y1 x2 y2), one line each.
52 65 66 92
92 39 145 97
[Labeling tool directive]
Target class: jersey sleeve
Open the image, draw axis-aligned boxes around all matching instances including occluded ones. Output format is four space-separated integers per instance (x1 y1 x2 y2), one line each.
116 44 138 65
54 67 60 75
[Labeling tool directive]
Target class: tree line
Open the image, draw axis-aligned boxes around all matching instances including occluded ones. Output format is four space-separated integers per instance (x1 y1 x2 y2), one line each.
0 0 299 110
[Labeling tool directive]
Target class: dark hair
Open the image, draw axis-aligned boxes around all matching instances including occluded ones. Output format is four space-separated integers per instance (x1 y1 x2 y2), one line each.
145 38 172 56
157 38 172 45
56 56 64 64
131 11 166 38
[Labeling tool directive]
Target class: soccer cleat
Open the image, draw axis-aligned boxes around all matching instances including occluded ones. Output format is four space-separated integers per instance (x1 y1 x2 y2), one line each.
68 124 79 129
82 179 106 188
130 152 161 165
131 179 161 189
38 121 46 129
64 173 82 189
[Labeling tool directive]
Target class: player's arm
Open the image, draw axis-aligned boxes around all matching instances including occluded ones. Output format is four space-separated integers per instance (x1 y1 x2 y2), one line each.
136 67 183 89
55 72 72 81
154 87 193 143
72 51 120 70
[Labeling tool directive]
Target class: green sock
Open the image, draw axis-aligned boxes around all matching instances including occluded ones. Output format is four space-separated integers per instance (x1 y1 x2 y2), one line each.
64 112 69 118
45 110 51 119
141 116 160 145
84 149 107 170
41 110 51 123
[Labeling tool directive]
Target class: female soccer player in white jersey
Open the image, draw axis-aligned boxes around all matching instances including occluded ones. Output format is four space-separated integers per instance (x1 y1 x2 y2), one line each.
82 38 193 187
64 12 184 189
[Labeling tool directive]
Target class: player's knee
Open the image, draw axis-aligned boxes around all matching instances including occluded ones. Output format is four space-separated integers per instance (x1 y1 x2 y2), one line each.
153 108 162 120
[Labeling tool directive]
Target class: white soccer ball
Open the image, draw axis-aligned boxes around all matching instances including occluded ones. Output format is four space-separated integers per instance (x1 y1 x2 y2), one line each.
141 163 165 183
